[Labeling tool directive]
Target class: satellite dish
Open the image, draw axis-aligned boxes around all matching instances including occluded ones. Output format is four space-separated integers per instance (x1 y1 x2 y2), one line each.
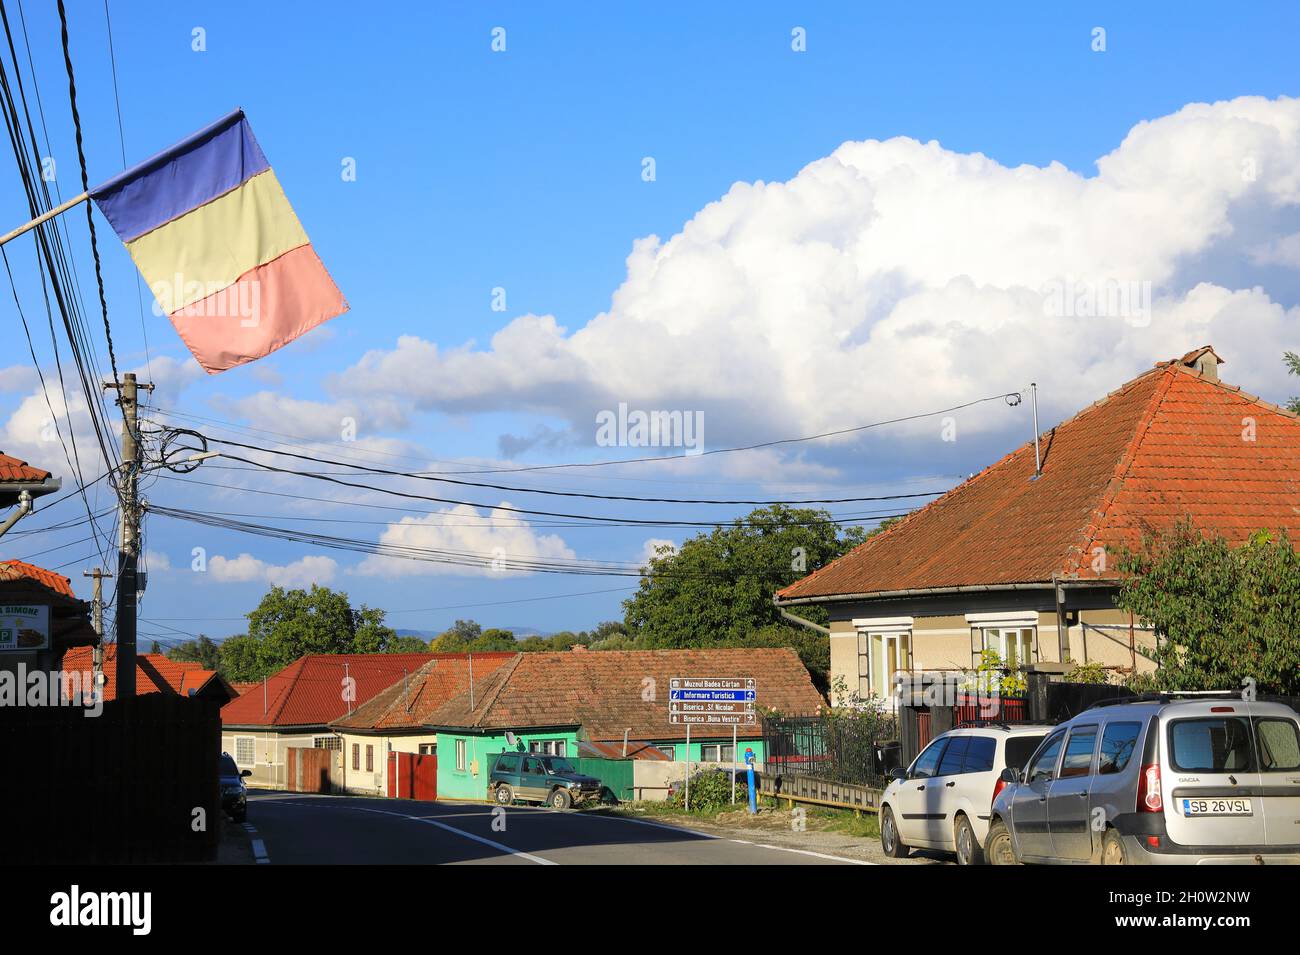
504 731 519 748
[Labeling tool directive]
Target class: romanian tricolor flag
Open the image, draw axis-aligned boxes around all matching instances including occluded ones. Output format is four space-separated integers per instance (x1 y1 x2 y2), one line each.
90 109 347 374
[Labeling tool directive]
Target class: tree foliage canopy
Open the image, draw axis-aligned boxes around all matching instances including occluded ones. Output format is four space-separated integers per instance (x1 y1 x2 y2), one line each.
1116 521 1300 695
621 505 879 687
1285 351 1300 414
215 584 399 682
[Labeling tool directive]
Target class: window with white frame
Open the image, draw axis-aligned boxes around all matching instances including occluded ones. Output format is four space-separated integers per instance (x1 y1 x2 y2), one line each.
234 737 255 767
418 743 436 755
856 625 913 699
528 739 567 756
455 738 467 771
981 626 1035 667
313 736 340 750
657 744 676 760
700 743 735 762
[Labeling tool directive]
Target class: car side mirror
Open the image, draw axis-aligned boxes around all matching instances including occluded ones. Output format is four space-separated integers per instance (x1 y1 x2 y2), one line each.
999 767 1018 785
888 766 907 782
240 769 252 777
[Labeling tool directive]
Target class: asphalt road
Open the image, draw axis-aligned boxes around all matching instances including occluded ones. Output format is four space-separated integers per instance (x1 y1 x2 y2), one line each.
245 792 867 865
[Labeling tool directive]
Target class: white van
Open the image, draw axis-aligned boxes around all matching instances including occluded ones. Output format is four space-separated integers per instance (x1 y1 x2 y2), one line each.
880 724 1053 865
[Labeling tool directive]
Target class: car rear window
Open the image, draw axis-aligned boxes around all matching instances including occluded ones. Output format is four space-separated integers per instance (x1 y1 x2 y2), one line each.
219 755 239 775
1255 718 1300 772
496 754 520 772
1097 721 1141 775
1168 717 1256 773
1004 735 1045 773
964 736 997 773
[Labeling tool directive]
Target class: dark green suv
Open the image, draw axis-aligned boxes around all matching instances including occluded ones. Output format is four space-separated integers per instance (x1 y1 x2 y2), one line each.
489 752 602 809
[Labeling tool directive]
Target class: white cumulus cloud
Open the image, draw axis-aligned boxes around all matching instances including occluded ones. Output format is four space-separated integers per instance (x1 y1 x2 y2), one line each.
207 553 338 588
337 95 1300 462
355 502 577 578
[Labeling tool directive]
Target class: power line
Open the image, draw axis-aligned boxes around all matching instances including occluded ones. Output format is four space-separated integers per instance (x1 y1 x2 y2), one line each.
143 403 964 492
55 0 119 384
146 503 906 579
144 585 639 622
197 434 948 507
100 0 149 379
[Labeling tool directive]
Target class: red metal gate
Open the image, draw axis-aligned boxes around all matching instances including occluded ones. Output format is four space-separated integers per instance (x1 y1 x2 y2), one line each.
387 751 437 801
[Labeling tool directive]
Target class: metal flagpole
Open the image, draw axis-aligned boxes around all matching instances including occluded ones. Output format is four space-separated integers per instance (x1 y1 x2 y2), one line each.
0 192 89 248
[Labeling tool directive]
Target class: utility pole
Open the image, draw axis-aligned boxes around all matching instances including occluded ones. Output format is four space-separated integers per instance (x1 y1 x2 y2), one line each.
82 568 112 692
104 372 153 698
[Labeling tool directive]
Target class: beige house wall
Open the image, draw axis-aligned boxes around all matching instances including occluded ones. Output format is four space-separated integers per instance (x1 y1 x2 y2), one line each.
333 730 441 795
827 604 1157 703
828 619 857 706
222 728 332 789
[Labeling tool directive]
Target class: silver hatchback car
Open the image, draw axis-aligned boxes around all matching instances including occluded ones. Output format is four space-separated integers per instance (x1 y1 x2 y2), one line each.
986 696 1300 864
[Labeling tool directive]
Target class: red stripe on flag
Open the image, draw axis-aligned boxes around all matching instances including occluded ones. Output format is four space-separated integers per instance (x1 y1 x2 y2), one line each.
168 244 347 373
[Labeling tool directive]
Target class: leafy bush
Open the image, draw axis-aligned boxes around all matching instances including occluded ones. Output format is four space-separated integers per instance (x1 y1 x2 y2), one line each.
1066 661 1110 685
668 771 747 813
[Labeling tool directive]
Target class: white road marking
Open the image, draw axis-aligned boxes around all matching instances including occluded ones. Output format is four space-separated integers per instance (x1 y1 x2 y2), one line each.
250 838 270 864
284 801 557 866
574 811 875 864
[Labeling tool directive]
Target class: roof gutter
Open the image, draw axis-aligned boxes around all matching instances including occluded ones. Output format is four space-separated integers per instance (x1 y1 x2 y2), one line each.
0 475 61 501
774 578 1116 607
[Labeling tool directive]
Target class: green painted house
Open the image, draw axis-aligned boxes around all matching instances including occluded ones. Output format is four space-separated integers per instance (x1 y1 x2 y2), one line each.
423 647 826 801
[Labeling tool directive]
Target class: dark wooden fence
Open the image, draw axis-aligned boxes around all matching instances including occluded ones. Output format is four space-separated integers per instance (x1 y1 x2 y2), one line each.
1 693 221 864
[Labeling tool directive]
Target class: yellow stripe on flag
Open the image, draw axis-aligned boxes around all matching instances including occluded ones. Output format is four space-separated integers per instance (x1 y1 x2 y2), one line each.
126 169 310 314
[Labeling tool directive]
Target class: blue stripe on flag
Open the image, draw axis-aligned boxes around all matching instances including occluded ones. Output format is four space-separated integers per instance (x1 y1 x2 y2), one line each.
91 110 270 242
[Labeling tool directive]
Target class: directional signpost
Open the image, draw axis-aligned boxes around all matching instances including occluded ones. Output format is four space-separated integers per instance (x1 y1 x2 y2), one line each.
670 678 756 812
668 677 757 725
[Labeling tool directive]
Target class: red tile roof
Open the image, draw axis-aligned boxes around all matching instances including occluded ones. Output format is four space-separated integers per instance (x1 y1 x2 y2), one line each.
61 645 213 701
0 452 50 483
220 653 490 728
778 349 1300 602
331 653 518 731
423 648 825 741
0 560 76 598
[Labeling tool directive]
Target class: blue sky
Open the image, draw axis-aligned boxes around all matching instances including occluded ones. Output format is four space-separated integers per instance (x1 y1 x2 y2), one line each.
4 1 1300 646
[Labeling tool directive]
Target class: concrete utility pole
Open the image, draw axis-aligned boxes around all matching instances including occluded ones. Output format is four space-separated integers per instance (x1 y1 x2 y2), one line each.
82 568 112 691
104 372 153 698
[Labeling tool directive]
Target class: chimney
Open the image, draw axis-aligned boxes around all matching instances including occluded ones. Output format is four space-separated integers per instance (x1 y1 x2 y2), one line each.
1181 346 1222 382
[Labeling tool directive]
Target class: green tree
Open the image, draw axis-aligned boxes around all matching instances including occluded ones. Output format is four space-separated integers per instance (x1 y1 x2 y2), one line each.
621 505 879 688
1286 351 1300 413
226 584 399 681
386 634 430 653
1115 520 1300 695
217 634 263 683
429 619 481 652
167 634 222 670
624 504 868 648
430 620 519 652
